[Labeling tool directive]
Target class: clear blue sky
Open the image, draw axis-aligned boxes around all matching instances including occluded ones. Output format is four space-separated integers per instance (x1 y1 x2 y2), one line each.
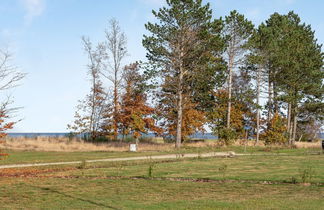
0 0 323 132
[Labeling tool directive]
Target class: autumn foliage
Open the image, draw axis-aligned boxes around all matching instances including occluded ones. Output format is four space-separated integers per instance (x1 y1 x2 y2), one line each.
0 111 14 158
208 90 246 139
119 63 161 139
261 113 288 145
162 101 206 140
0 112 14 138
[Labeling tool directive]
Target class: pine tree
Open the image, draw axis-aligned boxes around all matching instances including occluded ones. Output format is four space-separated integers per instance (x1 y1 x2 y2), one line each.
222 10 254 130
143 0 225 148
266 12 323 144
249 11 324 144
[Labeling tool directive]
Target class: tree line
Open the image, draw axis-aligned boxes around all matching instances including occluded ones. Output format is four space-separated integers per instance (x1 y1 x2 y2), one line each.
68 0 324 148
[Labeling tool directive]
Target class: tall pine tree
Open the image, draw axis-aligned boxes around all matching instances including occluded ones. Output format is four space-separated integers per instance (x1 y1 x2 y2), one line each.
143 0 225 148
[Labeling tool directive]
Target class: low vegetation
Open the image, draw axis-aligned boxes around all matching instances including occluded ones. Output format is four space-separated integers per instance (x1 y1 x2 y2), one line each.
0 135 321 153
0 145 323 209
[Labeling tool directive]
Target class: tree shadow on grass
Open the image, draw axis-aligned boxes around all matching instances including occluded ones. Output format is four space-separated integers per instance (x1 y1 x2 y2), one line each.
27 184 120 209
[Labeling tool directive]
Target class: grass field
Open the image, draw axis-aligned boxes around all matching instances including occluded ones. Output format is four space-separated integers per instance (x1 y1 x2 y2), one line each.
0 144 324 209
1 178 323 209
1 141 321 165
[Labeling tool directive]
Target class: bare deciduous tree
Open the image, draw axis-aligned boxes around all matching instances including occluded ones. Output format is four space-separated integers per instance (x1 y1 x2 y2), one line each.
0 49 26 139
68 38 109 140
0 50 25 91
101 18 127 141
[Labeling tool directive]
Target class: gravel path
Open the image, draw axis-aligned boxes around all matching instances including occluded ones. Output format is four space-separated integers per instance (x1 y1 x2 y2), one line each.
0 152 235 169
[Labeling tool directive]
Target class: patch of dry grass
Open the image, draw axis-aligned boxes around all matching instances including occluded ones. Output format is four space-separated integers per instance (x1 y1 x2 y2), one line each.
0 136 174 152
233 139 322 149
294 141 322 149
0 136 321 152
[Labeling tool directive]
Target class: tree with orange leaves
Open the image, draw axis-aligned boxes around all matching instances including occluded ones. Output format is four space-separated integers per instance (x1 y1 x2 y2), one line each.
158 97 206 141
261 113 288 145
119 62 161 142
0 103 15 138
0 102 15 158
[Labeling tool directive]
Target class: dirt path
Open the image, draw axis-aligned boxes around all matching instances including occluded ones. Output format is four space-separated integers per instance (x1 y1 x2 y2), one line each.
0 152 235 169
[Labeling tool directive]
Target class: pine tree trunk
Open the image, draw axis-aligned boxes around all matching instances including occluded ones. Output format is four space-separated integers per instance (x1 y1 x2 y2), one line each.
176 88 183 149
227 57 234 129
267 79 273 127
176 71 183 149
289 115 293 144
287 103 291 143
256 104 260 144
273 82 278 113
292 106 298 145
256 65 261 144
175 43 184 149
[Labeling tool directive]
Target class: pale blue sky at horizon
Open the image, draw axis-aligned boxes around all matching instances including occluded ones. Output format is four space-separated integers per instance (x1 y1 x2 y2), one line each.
0 0 323 132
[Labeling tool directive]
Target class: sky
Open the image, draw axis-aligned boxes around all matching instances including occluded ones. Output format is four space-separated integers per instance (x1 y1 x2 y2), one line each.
0 0 323 132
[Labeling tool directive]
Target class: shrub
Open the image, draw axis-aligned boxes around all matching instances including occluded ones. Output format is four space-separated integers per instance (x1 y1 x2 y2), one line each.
219 128 237 146
299 166 315 183
77 160 87 169
147 157 156 178
261 113 288 145
218 164 228 179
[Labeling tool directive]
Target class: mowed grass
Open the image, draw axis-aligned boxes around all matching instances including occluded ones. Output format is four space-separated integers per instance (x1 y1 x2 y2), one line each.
1 143 322 165
49 154 324 183
1 177 324 209
0 148 324 209
0 150 172 165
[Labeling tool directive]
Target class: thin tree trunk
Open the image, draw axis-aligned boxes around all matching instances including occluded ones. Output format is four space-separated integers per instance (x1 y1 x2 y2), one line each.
113 83 118 140
289 115 293 145
292 106 298 145
256 65 261 144
256 104 260 144
298 134 303 142
175 42 184 149
287 103 291 143
227 57 234 129
176 87 183 149
267 78 273 127
90 71 96 140
273 82 278 113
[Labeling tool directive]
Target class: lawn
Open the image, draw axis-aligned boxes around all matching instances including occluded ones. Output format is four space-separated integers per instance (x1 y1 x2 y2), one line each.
0 150 168 165
0 143 321 165
0 146 323 209
52 155 323 183
1 178 323 209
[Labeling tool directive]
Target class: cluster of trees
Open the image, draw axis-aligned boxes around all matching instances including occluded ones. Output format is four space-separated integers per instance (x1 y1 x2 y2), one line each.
69 0 323 148
68 19 161 142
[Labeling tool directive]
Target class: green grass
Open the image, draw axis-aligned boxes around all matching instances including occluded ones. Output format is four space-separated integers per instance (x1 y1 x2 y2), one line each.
48 154 324 183
1 145 322 165
0 150 172 165
0 178 323 209
1 147 324 209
